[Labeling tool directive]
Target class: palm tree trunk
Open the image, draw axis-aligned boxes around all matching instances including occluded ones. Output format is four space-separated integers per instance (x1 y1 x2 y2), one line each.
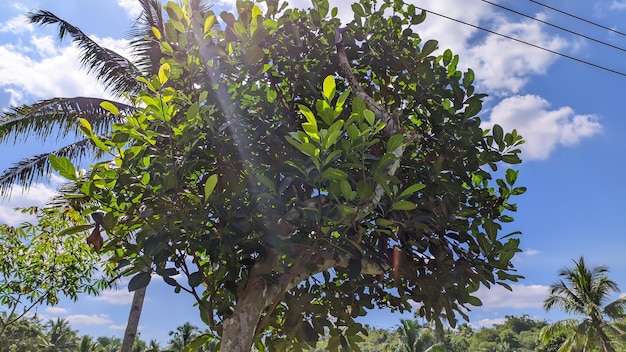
120 286 147 352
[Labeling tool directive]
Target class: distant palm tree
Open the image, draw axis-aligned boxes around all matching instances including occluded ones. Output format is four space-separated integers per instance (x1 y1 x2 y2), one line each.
398 319 445 352
540 256 626 352
146 339 161 352
42 318 79 352
78 335 103 352
168 322 200 351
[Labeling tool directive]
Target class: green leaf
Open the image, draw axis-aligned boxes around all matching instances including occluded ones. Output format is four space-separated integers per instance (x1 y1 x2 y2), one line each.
493 124 504 147
100 101 119 115
467 295 482 306
464 97 482 118
351 3 365 17
391 200 417 211
336 89 350 110
386 134 404 153
362 110 375 125
340 180 353 200
128 271 151 291
323 75 336 101
49 155 78 181
421 39 439 57
183 335 212 352
256 173 276 192
204 174 218 203
299 104 317 129
398 183 426 198
321 168 348 181
188 271 203 287
57 224 94 237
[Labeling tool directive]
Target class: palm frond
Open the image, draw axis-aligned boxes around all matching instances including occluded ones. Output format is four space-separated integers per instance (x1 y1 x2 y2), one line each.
128 0 213 76
129 0 165 76
28 10 143 95
0 97 134 144
0 139 96 197
604 296 626 319
539 318 581 343
46 173 95 211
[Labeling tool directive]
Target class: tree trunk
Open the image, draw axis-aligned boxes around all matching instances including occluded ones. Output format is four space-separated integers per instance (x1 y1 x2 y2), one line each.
120 286 147 352
220 275 280 352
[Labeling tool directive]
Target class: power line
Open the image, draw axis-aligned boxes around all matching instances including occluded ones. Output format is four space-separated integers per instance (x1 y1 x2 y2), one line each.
414 6 626 77
529 0 626 37
482 0 626 52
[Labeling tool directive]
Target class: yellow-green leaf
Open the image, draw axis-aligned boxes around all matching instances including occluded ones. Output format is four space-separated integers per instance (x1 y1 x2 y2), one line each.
151 26 162 40
158 63 171 84
100 101 119 115
203 15 215 35
323 75 336 101
204 174 218 203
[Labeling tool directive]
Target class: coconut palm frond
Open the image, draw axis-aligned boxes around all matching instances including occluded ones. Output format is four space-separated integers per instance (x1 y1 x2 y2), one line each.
28 10 143 96
0 139 96 196
129 0 165 76
0 97 134 144
604 295 626 319
46 172 96 211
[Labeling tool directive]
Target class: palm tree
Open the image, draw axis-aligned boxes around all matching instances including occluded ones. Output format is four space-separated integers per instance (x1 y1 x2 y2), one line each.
540 256 626 352
1 1 211 351
78 335 103 352
42 318 79 352
0 2 166 351
167 322 200 351
398 319 445 352
146 339 161 352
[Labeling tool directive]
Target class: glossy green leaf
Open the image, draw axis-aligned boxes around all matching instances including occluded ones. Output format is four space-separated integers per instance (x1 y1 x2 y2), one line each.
49 155 77 181
128 271 151 291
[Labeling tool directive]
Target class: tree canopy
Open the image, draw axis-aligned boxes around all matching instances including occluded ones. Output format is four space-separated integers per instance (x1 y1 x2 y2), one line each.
43 0 525 350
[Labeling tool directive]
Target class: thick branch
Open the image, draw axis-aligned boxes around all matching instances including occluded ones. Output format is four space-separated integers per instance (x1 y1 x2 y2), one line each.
284 249 389 292
335 27 418 209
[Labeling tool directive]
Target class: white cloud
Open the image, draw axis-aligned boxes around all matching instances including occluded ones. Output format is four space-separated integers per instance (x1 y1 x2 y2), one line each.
92 288 135 305
45 307 69 315
109 323 127 330
117 0 144 19
484 95 601 160
406 1 568 95
476 283 549 309
0 182 58 225
30 35 59 57
0 33 131 108
466 15 568 94
0 14 34 34
65 314 113 326
523 248 539 256
476 317 507 328
610 1 626 10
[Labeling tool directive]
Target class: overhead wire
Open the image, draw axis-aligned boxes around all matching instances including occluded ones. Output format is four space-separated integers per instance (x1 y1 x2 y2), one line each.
529 0 626 37
412 6 626 77
482 0 626 52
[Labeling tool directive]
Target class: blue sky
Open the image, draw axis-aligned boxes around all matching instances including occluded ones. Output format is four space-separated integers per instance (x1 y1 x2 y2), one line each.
1 0 626 345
